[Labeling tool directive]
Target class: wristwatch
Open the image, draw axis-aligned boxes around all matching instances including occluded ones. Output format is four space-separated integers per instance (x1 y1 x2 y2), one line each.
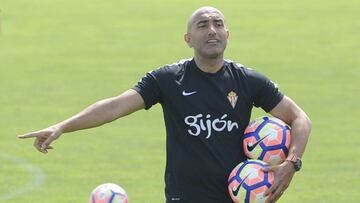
286 154 302 172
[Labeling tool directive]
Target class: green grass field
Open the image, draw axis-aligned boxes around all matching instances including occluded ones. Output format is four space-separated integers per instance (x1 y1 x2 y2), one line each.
1 0 359 202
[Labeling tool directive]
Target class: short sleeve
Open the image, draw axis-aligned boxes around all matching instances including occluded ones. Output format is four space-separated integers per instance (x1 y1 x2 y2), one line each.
247 69 284 112
132 71 162 110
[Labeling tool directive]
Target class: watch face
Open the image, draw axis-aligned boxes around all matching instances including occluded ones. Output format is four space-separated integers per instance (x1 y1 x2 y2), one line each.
295 159 302 171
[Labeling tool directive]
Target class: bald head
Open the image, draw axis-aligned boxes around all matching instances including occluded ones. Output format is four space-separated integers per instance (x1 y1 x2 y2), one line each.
184 6 229 60
187 6 226 32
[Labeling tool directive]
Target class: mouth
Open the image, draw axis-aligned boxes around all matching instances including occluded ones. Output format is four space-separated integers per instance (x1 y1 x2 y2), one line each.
206 39 220 44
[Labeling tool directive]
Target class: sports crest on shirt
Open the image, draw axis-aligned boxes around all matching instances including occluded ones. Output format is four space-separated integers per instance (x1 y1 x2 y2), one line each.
227 91 238 108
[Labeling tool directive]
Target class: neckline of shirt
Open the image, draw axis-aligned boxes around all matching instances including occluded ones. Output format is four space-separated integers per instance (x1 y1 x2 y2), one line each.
190 58 226 77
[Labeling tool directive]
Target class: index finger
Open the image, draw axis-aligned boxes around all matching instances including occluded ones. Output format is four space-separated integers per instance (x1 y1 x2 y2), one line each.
17 131 43 139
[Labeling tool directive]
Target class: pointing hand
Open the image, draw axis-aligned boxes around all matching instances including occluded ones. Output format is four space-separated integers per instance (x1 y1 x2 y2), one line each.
18 126 63 154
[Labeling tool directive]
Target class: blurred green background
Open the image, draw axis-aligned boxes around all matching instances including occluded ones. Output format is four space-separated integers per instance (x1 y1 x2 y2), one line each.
0 0 359 202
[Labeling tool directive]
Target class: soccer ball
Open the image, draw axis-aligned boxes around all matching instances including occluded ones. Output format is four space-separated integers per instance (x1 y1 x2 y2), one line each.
89 183 128 203
228 160 273 203
243 116 291 165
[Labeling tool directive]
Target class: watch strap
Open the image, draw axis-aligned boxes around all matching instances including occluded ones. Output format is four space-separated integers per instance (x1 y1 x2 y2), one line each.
286 154 299 162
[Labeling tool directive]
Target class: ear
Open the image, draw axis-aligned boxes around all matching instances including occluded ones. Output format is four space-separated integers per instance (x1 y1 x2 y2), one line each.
226 29 230 41
184 33 192 48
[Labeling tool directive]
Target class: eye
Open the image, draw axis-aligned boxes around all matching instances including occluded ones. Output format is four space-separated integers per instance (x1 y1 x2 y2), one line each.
215 21 224 27
198 23 206 28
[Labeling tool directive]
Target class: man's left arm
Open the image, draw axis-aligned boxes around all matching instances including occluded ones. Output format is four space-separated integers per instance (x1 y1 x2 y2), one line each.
264 95 312 203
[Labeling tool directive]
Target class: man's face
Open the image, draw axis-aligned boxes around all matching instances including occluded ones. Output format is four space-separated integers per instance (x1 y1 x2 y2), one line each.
185 10 229 59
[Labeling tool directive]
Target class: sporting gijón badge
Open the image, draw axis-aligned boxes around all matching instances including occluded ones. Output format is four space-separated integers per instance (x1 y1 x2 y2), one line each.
227 91 238 108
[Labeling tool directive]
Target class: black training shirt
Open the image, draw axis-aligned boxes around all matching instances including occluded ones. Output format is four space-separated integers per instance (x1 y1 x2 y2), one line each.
133 58 284 203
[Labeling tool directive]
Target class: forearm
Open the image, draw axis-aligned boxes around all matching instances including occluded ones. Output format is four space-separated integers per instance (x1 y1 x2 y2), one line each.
270 96 312 158
54 89 144 134
54 98 120 133
288 114 312 158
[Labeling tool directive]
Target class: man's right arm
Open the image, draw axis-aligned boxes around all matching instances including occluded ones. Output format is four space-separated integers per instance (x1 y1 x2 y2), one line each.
18 89 145 153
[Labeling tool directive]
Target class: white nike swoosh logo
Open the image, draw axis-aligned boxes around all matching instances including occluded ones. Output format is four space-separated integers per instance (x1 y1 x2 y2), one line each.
182 90 197 96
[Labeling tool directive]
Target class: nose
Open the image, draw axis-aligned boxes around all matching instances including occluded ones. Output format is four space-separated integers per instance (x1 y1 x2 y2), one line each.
208 25 217 37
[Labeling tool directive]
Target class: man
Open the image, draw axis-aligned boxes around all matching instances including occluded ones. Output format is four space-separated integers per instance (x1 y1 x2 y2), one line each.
18 6 311 203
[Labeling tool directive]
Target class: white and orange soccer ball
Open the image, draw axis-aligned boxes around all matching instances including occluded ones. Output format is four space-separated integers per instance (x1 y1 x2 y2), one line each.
89 183 128 203
228 160 274 203
243 116 291 165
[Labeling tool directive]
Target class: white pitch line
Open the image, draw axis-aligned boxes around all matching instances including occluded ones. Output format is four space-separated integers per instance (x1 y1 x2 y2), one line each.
0 152 45 201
